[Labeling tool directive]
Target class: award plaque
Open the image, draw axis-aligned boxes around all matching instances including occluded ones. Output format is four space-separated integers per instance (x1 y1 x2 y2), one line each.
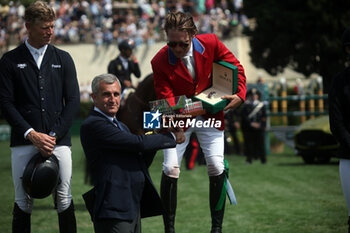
149 95 205 117
193 61 238 114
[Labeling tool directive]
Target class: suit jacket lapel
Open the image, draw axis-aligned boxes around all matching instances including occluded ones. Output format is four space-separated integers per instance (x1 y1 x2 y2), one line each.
19 43 38 69
91 110 130 132
117 56 124 70
192 37 209 84
92 110 112 124
168 47 194 84
40 44 53 69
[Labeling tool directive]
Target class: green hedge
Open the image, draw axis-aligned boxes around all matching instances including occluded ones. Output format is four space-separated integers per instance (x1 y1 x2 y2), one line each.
78 101 94 119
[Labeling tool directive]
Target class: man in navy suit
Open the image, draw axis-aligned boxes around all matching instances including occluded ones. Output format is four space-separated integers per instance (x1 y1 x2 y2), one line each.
80 73 185 233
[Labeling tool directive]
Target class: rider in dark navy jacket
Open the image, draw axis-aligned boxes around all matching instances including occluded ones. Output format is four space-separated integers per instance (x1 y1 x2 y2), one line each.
107 39 141 91
0 2 80 232
0 42 80 147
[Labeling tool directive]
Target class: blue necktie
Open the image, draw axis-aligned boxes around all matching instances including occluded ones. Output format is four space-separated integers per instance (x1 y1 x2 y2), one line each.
113 118 124 131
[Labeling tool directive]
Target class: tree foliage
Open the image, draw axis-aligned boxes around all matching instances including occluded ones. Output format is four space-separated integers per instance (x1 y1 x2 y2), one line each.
244 0 350 92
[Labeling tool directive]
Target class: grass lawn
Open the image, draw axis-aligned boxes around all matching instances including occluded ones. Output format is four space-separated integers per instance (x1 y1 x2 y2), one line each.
0 136 346 233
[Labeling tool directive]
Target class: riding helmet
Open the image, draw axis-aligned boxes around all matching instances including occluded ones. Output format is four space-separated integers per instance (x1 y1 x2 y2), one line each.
22 153 60 199
118 39 136 51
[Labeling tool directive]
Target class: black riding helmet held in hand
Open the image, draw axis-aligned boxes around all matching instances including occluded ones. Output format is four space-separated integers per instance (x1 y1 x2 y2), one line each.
22 153 60 199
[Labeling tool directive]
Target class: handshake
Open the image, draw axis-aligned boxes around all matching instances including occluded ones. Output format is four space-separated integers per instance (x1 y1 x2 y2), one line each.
169 127 186 144
145 125 185 144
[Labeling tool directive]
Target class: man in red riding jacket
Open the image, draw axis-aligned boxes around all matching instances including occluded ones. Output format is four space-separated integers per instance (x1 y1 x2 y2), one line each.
151 11 247 233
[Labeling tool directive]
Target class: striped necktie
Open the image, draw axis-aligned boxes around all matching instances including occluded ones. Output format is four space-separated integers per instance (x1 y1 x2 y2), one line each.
113 118 124 131
182 55 195 81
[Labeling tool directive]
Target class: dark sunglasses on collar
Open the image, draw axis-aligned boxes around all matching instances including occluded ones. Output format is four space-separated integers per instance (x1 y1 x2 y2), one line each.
167 41 190 49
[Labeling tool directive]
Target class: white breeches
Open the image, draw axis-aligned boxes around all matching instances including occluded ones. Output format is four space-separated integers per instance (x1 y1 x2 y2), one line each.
11 145 73 214
163 116 225 178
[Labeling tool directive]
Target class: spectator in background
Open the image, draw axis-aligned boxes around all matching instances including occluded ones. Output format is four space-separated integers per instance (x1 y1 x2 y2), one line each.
80 81 92 102
233 0 249 32
166 0 177 12
102 26 113 49
256 73 265 84
233 0 243 20
205 0 215 12
93 26 103 57
0 0 248 47
107 39 141 91
224 109 242 155
240 88 267 164
293 78 304 95
0 25 7 55
182 0 195 14
90 0 102 27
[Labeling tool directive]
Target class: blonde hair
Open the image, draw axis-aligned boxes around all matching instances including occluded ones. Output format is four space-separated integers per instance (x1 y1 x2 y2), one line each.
24 1 56 24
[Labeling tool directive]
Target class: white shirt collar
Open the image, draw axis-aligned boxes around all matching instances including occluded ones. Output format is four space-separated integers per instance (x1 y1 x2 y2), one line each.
119 55 128 62
25 40 48 69
119 55 129 69
25 39 48 56
94 106 115 122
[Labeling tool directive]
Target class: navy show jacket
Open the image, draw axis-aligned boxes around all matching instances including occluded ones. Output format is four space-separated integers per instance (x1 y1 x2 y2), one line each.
0 43 80 147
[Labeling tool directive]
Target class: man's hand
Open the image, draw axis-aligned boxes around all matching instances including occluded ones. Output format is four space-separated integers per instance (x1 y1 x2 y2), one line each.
123 80 132 88
222 94 243 111
251 122 261 129
130 55 138 63
173 129 186 144
27 130 56 157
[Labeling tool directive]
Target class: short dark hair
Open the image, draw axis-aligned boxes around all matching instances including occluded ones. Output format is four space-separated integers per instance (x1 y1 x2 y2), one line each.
164 11 198 37
24 1 56 24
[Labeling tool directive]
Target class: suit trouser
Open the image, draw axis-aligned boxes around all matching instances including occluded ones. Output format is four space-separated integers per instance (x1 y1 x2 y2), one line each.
93 211 141 233
11 145 73 213
340 159 350 216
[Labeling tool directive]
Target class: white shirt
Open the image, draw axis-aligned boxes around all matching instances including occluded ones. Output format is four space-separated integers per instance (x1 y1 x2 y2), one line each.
25 40 48 69
23 40 48 139
119 55 129 70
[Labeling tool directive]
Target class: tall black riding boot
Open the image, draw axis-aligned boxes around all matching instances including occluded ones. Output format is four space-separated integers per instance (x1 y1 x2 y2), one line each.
161 172 178 233
209 172 226 233
12 203 31 233
348 216 350 233
58 200 77 233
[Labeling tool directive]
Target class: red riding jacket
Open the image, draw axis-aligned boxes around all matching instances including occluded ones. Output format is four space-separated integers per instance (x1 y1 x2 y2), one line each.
151 34 246 130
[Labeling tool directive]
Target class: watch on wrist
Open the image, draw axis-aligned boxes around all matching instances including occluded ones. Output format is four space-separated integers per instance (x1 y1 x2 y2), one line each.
49 131 57 138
